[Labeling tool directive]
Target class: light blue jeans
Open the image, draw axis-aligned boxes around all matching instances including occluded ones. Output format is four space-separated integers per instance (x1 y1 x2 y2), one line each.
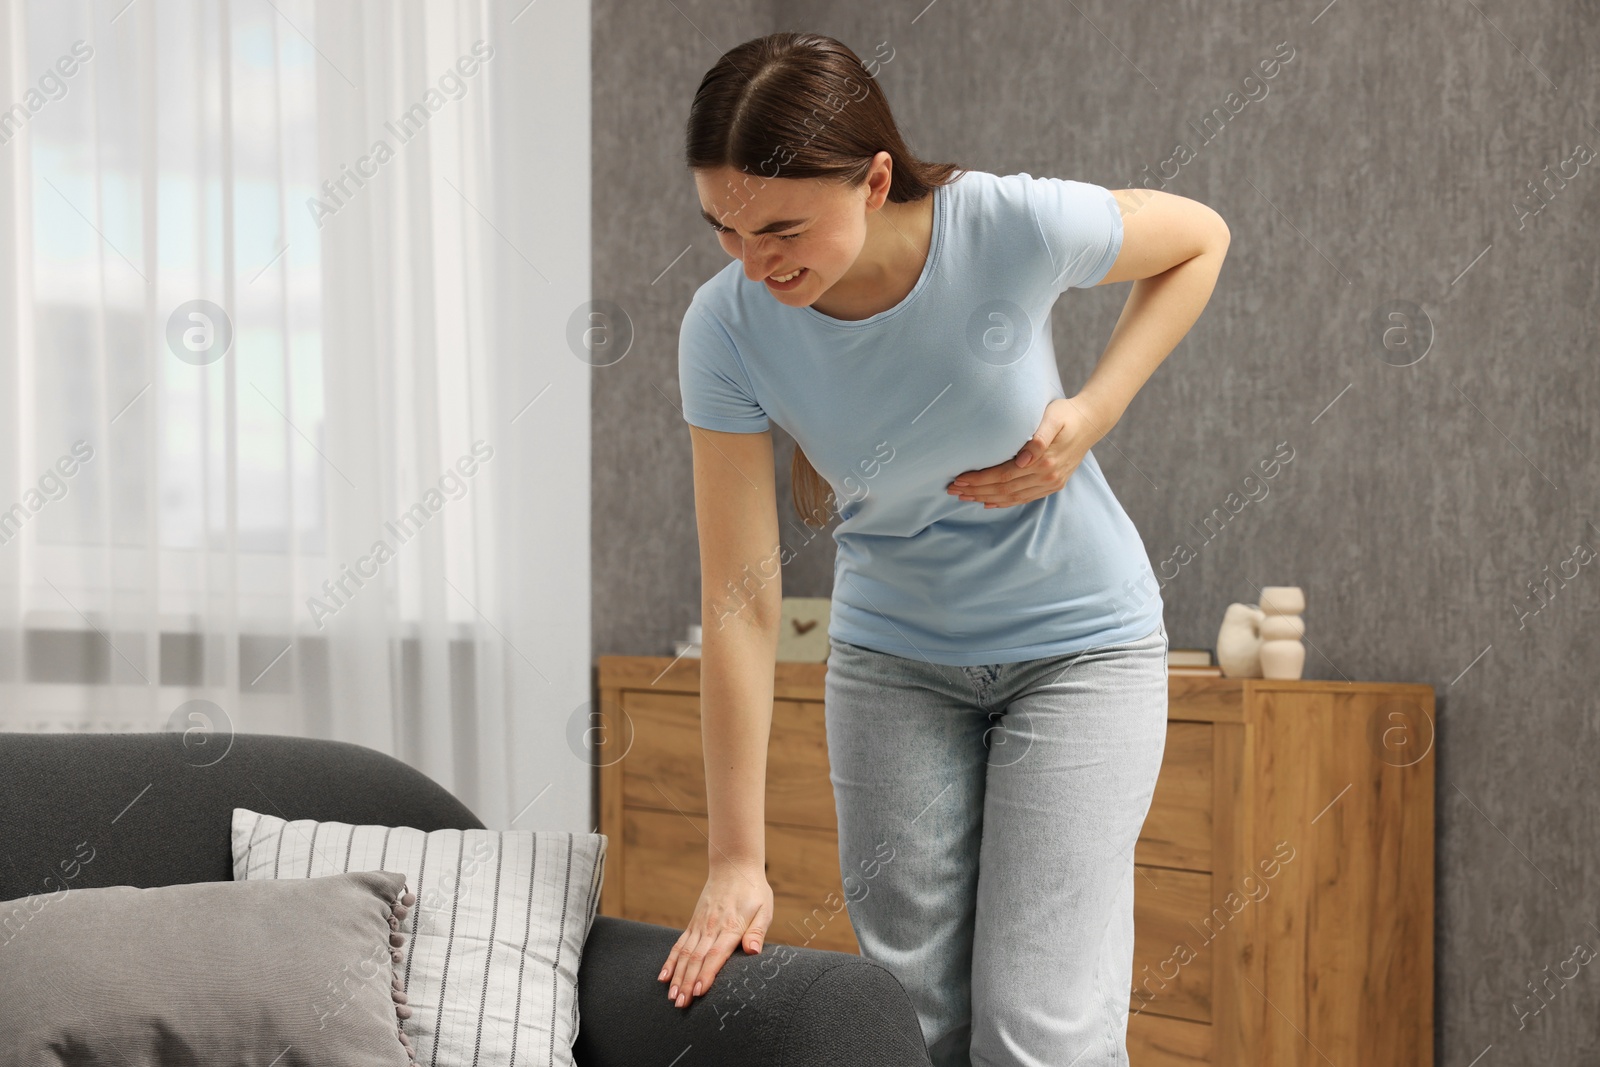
823 620 1168 1067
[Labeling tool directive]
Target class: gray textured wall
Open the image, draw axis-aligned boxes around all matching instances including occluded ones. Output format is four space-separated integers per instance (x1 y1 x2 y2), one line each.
594 2 1600 1062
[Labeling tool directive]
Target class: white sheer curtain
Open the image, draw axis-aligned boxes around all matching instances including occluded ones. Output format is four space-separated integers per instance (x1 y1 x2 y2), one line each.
0 0 592 832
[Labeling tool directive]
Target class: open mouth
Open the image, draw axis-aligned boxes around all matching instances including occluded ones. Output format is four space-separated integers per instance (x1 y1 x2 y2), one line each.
766 267 807 290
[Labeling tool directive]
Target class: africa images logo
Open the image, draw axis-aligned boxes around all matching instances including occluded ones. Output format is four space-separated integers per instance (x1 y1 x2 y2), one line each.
0 441 95 547
0 40 93 147
305 41 494 229
306 440 494 629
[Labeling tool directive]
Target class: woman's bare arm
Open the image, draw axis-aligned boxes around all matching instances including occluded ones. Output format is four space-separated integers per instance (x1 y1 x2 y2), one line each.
1074 190 1230 430
689 424 783 869
657 425 783 1009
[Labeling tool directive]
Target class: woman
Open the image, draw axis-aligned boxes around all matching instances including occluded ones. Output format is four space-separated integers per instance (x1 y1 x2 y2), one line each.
658 31 1228 1067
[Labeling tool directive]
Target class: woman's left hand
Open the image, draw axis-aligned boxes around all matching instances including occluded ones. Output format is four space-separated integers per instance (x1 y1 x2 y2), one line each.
945 396 1107 508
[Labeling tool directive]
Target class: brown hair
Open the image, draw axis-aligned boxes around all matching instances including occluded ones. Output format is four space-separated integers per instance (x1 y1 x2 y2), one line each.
684 32 965 529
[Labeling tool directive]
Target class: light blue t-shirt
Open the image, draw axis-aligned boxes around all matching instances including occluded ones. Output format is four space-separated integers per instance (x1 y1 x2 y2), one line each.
677 168 1164 666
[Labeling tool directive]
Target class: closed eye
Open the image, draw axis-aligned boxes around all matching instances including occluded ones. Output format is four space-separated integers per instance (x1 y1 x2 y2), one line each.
712 224 800 241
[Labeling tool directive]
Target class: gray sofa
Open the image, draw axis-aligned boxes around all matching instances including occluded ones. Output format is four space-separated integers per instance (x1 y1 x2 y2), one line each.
0 730 933 1066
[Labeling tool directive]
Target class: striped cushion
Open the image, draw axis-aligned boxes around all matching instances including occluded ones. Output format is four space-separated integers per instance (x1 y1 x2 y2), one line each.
232 808 606 1067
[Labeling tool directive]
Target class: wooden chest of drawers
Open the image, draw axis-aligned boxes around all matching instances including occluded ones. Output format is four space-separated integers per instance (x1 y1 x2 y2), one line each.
594 656 1435 1066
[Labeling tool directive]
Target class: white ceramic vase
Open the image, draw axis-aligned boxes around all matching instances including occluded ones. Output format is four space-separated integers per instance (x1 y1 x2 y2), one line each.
1257 586 1306 680
1216 603 1266 678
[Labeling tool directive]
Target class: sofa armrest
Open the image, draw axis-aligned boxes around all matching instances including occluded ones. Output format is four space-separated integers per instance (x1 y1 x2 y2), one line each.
574 915 932 1067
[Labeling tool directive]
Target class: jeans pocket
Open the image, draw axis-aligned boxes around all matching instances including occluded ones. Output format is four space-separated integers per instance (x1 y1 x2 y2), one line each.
1114 621 1166 653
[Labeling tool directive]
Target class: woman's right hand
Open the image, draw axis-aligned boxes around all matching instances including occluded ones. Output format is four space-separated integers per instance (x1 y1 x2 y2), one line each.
657 858 774 1009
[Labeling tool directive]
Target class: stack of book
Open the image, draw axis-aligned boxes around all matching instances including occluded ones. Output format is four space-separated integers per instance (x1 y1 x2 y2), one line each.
1168 646 1223 677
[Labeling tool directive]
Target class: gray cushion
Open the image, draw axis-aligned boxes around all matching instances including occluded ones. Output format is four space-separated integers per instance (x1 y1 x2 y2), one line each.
0 869 419 1066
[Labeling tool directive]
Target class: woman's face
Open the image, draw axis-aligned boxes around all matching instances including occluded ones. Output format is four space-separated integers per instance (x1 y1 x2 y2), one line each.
693 165 873 306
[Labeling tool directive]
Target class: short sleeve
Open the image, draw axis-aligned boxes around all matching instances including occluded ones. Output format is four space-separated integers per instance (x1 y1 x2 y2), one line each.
677 303 770 433
1026 177 1124 293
